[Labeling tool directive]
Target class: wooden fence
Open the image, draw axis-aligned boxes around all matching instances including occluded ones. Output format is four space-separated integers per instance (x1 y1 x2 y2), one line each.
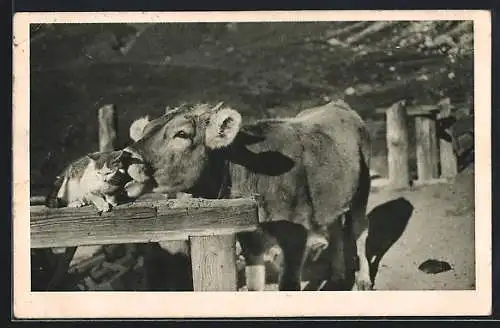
375 98 472 188
31 196 260 291
30 104 260 292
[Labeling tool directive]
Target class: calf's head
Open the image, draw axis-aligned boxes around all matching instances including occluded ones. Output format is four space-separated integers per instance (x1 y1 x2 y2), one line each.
124 103 242 194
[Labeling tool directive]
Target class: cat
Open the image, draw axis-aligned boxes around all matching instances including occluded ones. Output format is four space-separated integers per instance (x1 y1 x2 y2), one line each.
45 149 150 213
42 149 152 286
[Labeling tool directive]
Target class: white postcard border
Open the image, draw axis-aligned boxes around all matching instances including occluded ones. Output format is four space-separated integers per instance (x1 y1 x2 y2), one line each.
12 10 492 318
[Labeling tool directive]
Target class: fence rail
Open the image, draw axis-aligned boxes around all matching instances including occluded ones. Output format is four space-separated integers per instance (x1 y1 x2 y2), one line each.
31 195 260 291
31 196 259 249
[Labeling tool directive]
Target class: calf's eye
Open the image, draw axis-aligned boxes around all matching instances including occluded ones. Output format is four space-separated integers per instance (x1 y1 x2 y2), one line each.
173 131 190 139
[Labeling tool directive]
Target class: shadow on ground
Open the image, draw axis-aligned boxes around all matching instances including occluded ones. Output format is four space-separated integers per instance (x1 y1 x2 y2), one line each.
365 197 414 285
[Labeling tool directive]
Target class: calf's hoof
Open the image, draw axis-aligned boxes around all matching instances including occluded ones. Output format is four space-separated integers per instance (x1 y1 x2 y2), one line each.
352 272 373 291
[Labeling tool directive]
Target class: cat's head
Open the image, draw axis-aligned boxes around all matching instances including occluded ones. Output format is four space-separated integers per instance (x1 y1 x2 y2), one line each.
87 150 130 184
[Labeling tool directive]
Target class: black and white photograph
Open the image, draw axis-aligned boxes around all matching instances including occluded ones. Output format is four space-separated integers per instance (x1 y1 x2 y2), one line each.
13 10 491 318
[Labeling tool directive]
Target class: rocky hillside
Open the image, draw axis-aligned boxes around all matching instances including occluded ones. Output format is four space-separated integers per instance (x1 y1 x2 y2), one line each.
29 21 474 191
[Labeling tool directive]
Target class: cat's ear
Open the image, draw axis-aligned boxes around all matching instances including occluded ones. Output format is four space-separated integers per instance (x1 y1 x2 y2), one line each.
111 150 129 166
86 152 101 162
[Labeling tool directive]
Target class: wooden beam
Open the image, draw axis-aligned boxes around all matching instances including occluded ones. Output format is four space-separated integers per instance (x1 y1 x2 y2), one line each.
190 234 238 291
30 197 259 249
386 100 411 188
375 104 442 117
375 102 472 117
30 196 46 206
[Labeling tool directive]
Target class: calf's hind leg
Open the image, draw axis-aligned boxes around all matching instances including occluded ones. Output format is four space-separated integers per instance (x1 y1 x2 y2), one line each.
349 160 372 291
322 217 351 291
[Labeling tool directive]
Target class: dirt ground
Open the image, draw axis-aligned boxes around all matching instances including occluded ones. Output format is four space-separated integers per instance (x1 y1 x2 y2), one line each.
368 165 475 291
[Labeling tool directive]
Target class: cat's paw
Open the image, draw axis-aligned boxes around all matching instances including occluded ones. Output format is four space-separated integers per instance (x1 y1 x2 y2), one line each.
105 195 119 207
89 198 112 213
68 200 86 208
95 202 112 213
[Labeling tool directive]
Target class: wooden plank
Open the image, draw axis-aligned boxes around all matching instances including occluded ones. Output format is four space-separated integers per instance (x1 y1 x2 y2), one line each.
190 234 238 291
375 104 458 117
385 100 410 188
98 104 117 152
408 109 441 117
30 196 46 206
415 114 439 181
30 197 259 248
438 99 458 178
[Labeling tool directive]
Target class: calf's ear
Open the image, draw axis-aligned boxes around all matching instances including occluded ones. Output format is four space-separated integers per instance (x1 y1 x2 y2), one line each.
129 115 150 142
205 107 242 149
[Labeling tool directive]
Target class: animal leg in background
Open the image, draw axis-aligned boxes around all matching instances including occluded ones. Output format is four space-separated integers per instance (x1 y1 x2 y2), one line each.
237 229 267 291
259 221 309 291
237 221 308 291
321 218 348 290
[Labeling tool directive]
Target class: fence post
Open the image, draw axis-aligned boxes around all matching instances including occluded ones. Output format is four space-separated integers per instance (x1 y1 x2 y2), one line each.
414 110 439 182
97 103 124 279
190 234 238 291
386 100 410 188
438 98 458 179
98 104 118 152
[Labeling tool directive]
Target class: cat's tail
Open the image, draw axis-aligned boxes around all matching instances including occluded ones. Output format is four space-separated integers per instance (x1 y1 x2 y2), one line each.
45 174 67 208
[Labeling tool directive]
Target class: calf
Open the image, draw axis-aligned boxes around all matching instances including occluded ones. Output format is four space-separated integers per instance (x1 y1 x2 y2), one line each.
125 100 373 291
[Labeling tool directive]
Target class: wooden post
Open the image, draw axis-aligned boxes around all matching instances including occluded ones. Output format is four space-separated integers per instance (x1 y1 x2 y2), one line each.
189 234 238 291
97 104 120 277
438 98 458 178
98 104 117 152
386 100 410 188
415 111 439 182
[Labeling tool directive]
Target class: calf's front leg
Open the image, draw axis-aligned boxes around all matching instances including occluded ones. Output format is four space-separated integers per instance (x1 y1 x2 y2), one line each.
238 221 308 291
